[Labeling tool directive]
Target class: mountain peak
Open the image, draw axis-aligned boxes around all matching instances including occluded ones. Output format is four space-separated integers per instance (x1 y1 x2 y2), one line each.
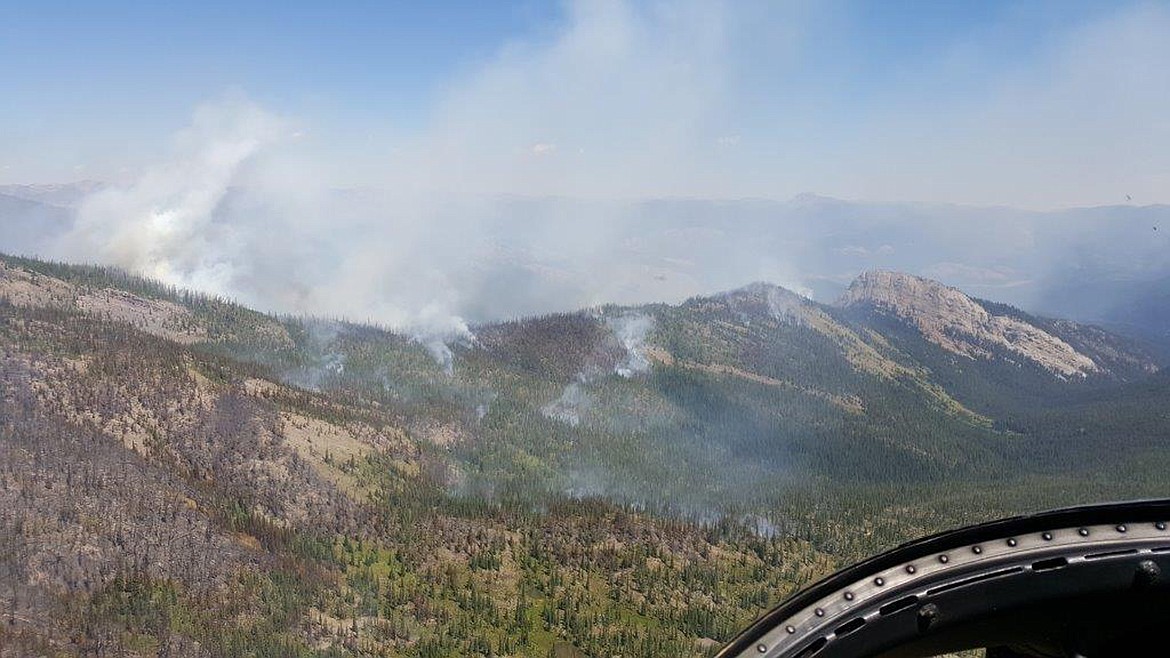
837 271 954 308
838 270 1102 378
701 281 813 324
721 280 805 299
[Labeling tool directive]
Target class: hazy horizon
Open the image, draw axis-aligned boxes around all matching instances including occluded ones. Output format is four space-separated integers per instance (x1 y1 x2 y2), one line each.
4 1 1170 339
6 1 1170 207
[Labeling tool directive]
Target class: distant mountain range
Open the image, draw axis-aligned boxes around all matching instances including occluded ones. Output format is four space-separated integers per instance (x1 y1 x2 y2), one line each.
2 181 1167 343
0 180 105 207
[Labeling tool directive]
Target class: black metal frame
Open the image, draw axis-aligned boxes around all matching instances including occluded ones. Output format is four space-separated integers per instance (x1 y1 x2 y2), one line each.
717 500 1170 658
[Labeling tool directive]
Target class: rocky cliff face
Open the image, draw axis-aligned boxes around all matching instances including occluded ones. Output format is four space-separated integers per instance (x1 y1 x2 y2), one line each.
837 271 1103 378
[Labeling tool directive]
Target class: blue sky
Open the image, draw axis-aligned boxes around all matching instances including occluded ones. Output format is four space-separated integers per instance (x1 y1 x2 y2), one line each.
3 0 1168 207
3 2 553 125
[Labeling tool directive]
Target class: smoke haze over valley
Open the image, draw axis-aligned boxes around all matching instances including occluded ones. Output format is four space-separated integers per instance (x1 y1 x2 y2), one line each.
4 1 1170 349
4 3 1170 656
3 170 1169 352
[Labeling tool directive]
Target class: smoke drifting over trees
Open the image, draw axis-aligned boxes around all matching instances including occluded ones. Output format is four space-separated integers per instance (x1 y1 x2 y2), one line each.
2 2 1170 347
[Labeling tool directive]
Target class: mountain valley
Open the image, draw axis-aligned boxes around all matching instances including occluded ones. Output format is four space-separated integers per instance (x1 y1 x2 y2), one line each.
2 253 1168 657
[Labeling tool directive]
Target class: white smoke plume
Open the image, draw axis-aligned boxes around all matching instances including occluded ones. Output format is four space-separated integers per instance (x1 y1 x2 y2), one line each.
408 305 477 376
49 97 482 372
419 329 476 377
535 307 663 433
540 310 655 425
475 390 497 422
541 381 592 427
283 318 347 391
57 98 292 298
608 313 655 377
422 339 457 377
766 286 810 326
25 5 831 348
34 2 747 346
22 1 1170 348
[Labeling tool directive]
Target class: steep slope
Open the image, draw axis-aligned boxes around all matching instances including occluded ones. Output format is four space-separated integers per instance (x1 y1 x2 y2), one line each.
1 255 846 658
6 254 1164 498
451 281 1016 507
835 270 1163 433
841 271 1103 378
0 302 407 654
5 251 1170 656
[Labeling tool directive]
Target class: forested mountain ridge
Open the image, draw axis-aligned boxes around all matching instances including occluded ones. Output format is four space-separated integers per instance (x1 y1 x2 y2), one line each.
3 252 1169 657
3 253 1166 494
0 257 837 658
3 253 1165 488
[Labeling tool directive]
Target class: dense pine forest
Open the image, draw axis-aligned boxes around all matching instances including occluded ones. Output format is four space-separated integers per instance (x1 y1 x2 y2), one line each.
2 253 1169 657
